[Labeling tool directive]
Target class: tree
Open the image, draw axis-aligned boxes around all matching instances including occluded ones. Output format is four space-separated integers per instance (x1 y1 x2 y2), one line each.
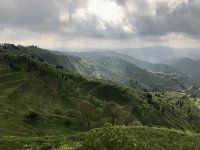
26 111 39 123
120 105 133 126
161 106 166 115
77 100 94 129
146 93 153 104
104 101 122 125
61 73 65 80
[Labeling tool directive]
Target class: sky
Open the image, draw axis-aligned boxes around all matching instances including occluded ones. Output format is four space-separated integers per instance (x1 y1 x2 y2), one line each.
1 0 200 50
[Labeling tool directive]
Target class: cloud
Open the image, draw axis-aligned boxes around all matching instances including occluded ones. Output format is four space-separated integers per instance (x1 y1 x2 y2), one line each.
0 0 200 48
127 0 200 38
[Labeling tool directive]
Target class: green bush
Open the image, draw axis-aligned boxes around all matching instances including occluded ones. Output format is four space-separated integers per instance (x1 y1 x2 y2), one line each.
53 108 65 115
80 124 143 150
26 111 39 123
54 144 77 150
131 120 142 126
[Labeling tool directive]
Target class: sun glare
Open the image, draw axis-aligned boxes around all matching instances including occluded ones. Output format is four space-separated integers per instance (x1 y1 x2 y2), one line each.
87 0 124 23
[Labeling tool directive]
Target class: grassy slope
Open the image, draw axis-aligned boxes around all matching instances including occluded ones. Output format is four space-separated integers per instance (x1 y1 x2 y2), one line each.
1 126 200 150
77 57 185 91
1 44 187 91
78 125 200 150
127 126 200 150
0 50 199 132
0 48 200 149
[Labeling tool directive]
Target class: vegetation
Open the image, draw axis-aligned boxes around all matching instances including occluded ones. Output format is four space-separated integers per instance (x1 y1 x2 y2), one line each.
81 125 200 150
0 43 188 91
0 44 200 149
56 125 200 150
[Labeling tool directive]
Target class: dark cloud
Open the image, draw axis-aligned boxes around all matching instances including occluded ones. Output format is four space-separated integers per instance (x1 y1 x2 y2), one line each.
132 0 200 38
0 0 133 39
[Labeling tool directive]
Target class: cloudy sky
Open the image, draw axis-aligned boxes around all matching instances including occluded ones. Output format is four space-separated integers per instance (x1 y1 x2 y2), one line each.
0 0 200 49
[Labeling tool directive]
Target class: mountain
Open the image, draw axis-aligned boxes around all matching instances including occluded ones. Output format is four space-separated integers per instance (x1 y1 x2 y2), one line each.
63 51 177 73
117 47 200 63
1 44 188 91
0 45 200 149
63 51 193 91
77 57 188 91
164 57 200 81
0 44 81 71
164 57 200 95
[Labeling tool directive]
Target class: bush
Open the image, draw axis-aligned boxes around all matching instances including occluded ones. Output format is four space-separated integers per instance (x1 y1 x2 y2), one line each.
54 144 78 150
26 111 39 123
131 120 142 126
53 108 64 115
65 118 71 126
80 124 143 150
146 93 153 104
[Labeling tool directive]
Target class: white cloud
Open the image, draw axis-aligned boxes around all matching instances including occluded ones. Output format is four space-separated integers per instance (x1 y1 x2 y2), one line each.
87 0 124 24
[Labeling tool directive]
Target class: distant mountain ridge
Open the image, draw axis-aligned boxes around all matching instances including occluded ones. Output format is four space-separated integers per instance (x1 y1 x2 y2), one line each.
63 51 194 90
64 51 179 74
164 57 200 85
0 44 196 92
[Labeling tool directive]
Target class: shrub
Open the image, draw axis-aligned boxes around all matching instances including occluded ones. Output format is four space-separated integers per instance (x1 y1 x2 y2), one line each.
65 118 71 126
26 111 39 123
53 108 64 115
146 93 153 104
80 124 143 150
54 144 78 150
131 120 142 126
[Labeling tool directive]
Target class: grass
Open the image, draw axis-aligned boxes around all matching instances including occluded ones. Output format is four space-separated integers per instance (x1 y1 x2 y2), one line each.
57 125 200 150
0 46 200 149
1 126 200 150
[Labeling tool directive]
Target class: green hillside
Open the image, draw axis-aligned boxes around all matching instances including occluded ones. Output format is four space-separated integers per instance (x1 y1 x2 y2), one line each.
0 46 200 149
1 125 200 150
165 57 200 84
76 57 187 91
164 57 200 96
0 44 188 91
77 125 200 150
0 44 81 71
65 51 194 92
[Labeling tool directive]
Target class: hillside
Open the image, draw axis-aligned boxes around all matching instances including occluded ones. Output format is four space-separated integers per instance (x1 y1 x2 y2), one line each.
64 51 192 91
164 57 200 82
0 44 81 71
1 48 199 133
0 46 200 149
74 125 200 150
64 51 181 74
1 125 200 150
164 57 200 96
1 44 189 91
76 57 187 91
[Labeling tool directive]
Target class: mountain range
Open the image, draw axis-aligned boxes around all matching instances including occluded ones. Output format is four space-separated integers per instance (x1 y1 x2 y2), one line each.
0 44 200 149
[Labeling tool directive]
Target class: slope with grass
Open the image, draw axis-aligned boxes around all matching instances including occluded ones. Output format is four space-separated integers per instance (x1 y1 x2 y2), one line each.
0 46 200 149
77 57 188 91
78 125 200 150
164 57 200 83
2 125 200 150
0 49 199 132
1 44 189 91
66 51 193 90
